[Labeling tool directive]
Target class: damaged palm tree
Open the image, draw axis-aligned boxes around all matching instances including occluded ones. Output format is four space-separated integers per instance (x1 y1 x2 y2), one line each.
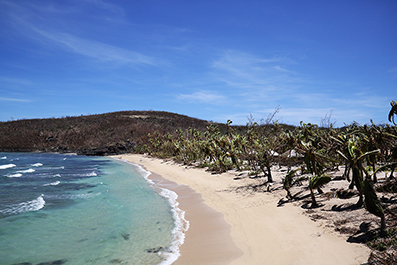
335 133 380 207
309 174 331 207
363 178 386 236
388 100 397 125
283 169 307 199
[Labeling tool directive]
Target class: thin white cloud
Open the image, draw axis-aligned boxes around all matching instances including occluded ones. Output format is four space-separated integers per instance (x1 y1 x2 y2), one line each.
3 1 155 67
0 76 32 86
210 50 301 99
387 67 397 73
0 97 30 102
83 0 123 13
32 29 157 66
177 91 226 104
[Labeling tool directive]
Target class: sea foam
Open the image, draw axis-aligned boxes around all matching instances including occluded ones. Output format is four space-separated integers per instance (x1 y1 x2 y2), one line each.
44 181 60 186
131 162 189 265
17 168 35 173
0 164 16 170
158 188 189 265
31 163 43 167
0 195 45 215
7 173 22 178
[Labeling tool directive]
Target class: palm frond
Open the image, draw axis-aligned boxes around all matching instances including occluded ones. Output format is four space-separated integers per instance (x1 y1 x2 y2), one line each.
336 150 349 162
309 174 331 190
388 100 397 125
363 179 384 218
373 162 397 174
357 149 380 161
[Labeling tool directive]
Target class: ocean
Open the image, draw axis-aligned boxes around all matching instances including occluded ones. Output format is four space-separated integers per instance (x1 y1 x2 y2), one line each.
0 152 187 265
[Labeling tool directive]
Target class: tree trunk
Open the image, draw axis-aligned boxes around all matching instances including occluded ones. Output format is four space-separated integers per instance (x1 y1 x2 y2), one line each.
380 214 386 237
266 165 273 183
286 189 292 199
343 164 351 181
310 188 318 208
349 175 355 190
372 163 377 183
389 166 395 181
356 192 364 208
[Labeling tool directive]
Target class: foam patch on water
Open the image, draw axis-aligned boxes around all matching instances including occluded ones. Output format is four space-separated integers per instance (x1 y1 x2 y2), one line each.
0 195 45 215
132 163 154 184
7 173 23 178
111 157 189 264
65 172 97 177
17 168 35 173
44 181 60 186
157 188 189 265
0 156 6 160
31 163 43 167
0 164 16 170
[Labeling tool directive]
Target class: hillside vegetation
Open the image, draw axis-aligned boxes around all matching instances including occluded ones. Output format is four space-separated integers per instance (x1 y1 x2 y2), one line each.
143 106 397 264
0 111 218 155
1 105 397 263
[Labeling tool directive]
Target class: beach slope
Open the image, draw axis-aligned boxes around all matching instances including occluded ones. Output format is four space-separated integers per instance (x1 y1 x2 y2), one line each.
114 154 370 265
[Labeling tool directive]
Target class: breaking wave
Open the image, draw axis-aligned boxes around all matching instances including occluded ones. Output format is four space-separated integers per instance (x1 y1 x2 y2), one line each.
7 173 22 178
0 195 45 216
0 164 16 170
44 181 60 186
17 169 35 173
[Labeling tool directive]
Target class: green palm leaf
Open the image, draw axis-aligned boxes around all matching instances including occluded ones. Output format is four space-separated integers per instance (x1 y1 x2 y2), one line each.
309 174 331 190
388 100 397 124
363 179 384 218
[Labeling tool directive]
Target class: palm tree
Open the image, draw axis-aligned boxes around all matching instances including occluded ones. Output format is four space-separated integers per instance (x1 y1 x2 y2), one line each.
309 174 331 207
335 134 380 207
388 100 397 125
363 178 386 236
283 169 307 199
295 123 334 207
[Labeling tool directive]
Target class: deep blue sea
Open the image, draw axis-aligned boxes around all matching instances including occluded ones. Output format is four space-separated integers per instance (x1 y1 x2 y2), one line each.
0 152 187 265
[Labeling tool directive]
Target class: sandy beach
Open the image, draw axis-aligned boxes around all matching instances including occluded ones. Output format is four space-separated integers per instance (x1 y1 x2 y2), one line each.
113 154 370 265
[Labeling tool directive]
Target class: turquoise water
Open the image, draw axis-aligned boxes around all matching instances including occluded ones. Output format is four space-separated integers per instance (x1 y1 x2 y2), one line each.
0 153 187 265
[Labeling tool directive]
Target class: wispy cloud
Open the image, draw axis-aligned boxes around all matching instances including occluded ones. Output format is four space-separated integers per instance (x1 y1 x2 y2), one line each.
83 0 124 14
388 67 397 73
0 97 30 102
210 50 301 98
4 1 155 67
33 29 158 66
177 90 226 104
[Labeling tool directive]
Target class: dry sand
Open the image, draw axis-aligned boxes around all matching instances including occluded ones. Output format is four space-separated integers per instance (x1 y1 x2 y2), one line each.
113 154 371 265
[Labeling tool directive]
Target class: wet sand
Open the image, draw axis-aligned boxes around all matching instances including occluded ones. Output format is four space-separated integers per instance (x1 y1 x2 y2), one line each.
113 154 370 265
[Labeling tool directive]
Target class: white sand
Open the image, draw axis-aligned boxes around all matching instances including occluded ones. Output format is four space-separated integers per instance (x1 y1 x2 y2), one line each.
113 154 370 265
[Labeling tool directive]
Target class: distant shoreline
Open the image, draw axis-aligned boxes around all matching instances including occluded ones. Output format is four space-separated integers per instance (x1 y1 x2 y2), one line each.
113 154 370 265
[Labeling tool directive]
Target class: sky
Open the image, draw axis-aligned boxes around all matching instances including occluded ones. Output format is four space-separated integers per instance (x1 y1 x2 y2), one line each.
0 0 396 126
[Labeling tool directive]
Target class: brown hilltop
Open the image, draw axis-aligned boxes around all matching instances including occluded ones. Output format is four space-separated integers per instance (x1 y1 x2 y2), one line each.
0 111 218 155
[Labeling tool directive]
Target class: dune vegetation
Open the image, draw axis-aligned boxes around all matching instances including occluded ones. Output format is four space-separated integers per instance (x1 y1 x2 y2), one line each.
144 102 397 264
1 103 396 263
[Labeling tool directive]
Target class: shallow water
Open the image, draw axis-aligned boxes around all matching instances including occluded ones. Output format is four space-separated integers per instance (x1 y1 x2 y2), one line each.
0 153 184 265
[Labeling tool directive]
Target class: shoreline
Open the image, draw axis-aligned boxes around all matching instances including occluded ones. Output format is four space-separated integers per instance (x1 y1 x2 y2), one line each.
114 154 370 265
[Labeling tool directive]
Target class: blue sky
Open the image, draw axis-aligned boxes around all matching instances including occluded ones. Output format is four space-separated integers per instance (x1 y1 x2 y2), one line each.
1 0 396 126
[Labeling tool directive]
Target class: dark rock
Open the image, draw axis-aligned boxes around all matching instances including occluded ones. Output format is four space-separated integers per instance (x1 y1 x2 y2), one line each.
146 247 165 253
36 259 67 265
120 233 130 240
77 141 135 156
109 259 123 264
